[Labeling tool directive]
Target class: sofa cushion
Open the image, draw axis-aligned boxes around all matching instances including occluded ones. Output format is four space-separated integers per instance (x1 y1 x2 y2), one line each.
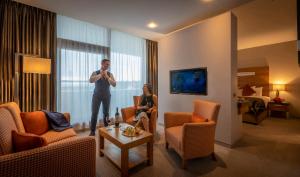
12 130 47 152
41 128 76 144
0 108 18 155
21 111 49 135
165 126 183 151
0 102 25 133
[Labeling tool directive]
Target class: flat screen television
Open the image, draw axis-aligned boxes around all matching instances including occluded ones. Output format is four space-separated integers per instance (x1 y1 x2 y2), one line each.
170 68 207 95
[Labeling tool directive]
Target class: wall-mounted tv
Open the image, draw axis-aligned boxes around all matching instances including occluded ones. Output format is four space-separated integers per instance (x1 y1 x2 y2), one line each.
170 68 207 95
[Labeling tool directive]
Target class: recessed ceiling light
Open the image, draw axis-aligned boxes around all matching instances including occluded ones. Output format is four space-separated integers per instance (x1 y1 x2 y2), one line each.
147 22 158 29
201 0 214 3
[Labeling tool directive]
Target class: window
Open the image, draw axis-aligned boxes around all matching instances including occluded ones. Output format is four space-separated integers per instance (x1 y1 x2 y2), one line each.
110 30 146 115
57 16 146 125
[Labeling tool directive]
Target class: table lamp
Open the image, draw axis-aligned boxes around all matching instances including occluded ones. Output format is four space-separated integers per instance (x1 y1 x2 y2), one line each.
272 84 285 103
22 57 51 74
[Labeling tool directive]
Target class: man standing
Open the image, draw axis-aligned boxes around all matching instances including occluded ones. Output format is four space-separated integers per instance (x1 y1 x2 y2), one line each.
89 59 116 136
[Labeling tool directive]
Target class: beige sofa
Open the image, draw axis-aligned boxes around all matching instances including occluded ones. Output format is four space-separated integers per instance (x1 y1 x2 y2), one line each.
0 102 96 177
164 99 220 168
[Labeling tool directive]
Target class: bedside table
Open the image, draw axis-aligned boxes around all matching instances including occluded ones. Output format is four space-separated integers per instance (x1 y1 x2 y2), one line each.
268 101 290 118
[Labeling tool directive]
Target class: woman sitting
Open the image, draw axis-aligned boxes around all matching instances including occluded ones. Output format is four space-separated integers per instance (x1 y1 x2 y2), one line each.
135 84 156 132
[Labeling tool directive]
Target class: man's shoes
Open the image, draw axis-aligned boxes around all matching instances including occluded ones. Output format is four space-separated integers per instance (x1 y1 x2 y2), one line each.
89 132 95 136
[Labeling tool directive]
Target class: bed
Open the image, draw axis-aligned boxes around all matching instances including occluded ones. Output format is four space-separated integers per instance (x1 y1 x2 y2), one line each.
237 67 270 124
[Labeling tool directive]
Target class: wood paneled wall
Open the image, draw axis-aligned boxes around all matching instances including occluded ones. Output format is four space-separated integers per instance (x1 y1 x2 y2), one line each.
238 66 269 96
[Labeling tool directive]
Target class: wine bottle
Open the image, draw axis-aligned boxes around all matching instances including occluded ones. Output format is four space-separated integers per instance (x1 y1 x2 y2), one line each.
115 107 120 127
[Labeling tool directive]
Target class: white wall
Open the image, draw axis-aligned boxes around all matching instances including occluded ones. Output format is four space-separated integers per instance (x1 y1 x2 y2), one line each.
158 12 240 145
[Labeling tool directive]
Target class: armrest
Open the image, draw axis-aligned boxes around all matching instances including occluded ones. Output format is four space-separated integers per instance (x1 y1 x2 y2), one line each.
149 109 158 133
164 112 192 129
181 121 216 158
0 136 96 177
63 112 70 122
121 106 136 122
150 109 157 120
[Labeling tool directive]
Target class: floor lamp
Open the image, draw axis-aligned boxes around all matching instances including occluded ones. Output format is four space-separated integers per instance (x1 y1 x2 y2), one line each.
14 54 51 108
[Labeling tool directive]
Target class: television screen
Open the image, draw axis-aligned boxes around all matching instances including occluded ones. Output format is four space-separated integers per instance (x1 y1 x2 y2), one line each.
170 68 207 95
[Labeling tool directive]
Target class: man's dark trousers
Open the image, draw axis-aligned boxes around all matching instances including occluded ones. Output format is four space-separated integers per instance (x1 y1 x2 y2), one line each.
90 93 110 133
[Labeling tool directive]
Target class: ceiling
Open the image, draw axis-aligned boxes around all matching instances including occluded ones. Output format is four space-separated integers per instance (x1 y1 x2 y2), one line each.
233 0 297 50
15 0 252 40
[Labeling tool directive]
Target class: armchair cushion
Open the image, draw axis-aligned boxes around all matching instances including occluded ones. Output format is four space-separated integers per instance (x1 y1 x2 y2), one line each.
191 113 208 123
20 111 49 135
12 131 47 152
165 126 183 152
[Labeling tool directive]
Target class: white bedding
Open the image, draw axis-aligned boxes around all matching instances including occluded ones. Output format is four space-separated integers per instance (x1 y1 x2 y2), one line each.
242 96 271 107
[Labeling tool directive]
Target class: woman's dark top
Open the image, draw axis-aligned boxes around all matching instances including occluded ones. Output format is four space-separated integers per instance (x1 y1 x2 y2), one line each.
136 94 154 117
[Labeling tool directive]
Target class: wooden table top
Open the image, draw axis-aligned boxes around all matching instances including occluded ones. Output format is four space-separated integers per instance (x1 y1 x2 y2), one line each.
99 123 153 148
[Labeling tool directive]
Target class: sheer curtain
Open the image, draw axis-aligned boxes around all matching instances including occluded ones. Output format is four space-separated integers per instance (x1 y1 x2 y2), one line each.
57 15 109 125
110 30 146 115
57 16 146 126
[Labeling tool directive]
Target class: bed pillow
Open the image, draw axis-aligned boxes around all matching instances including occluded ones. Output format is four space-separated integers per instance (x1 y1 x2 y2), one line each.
242 84 256 96
251 86 257 96
253 87 263 97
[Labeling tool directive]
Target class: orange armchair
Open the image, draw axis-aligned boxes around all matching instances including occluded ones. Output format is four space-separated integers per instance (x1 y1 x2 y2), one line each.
121 95 158 133
164 99 220 169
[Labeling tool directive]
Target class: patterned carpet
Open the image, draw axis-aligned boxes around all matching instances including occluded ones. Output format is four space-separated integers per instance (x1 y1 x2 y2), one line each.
81 118 300 177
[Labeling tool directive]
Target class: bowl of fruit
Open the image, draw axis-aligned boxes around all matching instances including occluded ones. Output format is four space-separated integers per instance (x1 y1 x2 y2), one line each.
122 126 143 137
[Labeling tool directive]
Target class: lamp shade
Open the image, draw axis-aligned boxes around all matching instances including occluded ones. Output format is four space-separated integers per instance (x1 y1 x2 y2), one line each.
273 84 285 91
22 57 51 74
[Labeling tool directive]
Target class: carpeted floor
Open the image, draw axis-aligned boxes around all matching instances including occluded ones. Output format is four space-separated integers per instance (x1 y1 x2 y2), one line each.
81 117 300 177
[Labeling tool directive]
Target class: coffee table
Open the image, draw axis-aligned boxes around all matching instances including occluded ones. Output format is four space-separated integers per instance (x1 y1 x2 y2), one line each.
98 123 153 177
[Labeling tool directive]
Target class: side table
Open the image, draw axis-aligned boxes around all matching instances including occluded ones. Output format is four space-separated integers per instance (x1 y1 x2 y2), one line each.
268 101 290 118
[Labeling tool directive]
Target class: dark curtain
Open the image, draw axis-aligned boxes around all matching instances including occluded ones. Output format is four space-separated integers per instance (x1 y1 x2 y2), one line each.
146 40 158 95
0 0 56 111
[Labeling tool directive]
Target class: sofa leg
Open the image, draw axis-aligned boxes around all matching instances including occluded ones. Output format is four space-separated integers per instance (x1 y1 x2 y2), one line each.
165 142 169 149
181 159 187 169
211 152 217 161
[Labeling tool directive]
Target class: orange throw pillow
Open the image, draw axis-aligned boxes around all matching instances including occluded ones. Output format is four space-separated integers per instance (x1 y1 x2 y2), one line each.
20 111 49 135
191 113 208 123
12 130 47 152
